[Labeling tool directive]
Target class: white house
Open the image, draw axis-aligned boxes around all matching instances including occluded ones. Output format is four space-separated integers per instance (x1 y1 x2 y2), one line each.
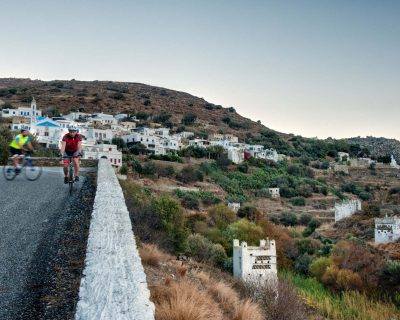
114 113 128 121
390 155 400 169
189 139 210 148
375 216 400 244
228 202 241 212
85 127 114 142
227 147 245 164
338 152 350 162
31 118 66 148
1 97 42 118
334 199 362 222
268 188 280 199
209 133 239 143
82 144 122 167
88 113 118 125
64 112 90 121
233 239 277 283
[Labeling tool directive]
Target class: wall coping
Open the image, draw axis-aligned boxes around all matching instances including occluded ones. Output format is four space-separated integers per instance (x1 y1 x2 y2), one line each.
75 158 155 320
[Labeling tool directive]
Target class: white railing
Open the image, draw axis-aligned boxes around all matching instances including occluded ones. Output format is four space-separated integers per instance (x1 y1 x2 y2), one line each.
75 159 154 320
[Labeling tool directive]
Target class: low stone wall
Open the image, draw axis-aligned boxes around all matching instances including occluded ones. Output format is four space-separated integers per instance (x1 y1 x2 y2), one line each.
75 159 155 320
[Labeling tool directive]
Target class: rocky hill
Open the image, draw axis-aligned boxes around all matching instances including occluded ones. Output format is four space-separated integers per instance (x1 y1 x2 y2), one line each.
347 136 400 162
2 77 400 160
0 78 269 140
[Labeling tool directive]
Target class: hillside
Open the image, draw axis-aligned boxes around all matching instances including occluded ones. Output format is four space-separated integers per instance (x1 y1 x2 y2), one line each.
0 78 270 140
347 136 400 162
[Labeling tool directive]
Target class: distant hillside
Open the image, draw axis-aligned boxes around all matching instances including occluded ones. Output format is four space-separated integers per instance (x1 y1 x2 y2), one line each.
0 78 269 140
2 77 394 160
347 136 400 162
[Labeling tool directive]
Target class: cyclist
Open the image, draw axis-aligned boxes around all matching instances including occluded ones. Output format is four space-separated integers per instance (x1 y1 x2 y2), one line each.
60 125 83 184
9 129 34 172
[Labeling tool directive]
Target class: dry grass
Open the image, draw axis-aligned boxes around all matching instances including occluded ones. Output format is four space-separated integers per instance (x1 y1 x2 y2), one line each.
233 299 264 320
151 280 224 320
139 243 171 266
207 281 240 314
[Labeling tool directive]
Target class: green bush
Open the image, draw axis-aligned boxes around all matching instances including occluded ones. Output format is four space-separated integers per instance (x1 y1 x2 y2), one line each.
176 166 203 183
119 164 128 175
224 219 264 250
152 196 188 252
186 234 227 267
299 213 312 225
295 253 312 275
279 212 298 226
309 257 332 281
180 193 199 210
181 113 197 125
291 197 306 206
208 204 236 229
237 206 262 222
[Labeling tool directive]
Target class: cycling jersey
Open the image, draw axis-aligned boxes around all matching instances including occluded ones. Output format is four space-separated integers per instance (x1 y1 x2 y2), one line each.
9 134 31 149
62 133 82 152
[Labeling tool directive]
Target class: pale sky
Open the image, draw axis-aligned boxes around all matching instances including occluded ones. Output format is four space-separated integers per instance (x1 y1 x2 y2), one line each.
1 0 399 139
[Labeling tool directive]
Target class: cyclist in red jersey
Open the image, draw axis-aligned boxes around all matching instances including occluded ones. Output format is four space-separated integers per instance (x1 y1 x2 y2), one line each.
59 125 83 184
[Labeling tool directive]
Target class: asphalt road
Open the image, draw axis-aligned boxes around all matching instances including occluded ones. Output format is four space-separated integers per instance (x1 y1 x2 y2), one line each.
0 167 84 320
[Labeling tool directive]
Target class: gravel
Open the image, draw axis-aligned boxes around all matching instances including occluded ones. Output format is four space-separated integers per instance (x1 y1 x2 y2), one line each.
0 167 96 320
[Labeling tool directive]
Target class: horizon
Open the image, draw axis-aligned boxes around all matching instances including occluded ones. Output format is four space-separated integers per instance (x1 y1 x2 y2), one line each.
1 1 399 140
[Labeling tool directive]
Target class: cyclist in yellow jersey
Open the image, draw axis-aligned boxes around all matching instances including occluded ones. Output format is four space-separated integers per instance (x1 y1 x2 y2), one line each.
9 129 34 172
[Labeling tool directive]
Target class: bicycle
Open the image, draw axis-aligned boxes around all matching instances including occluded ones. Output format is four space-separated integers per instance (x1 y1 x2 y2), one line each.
3 153 43 181
63 155 80 195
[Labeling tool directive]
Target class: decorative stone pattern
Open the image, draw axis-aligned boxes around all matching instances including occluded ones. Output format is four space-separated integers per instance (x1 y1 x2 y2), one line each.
233 239 277 283
75 159 155 320
334 199 362 222
375 216 400 244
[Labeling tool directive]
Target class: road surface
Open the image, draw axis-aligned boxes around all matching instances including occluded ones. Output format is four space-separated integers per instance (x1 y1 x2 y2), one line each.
0 167 84 319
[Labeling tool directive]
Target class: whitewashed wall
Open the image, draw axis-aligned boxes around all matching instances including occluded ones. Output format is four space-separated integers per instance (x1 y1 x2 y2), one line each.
75 159 155 320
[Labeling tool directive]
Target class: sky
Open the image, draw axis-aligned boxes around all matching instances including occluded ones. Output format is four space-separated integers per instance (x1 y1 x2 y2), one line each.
1 0 399 139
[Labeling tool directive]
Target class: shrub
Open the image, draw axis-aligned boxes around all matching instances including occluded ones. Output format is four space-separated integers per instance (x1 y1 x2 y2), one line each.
208 204 236 229
296 238 321 255
119 164 128 175
294 254 312 275
309 257 332 281
299 213 312 225
152 196 187 252
181 193 200 210
237 206 263 222
290 197 306 206
181 113 197 125
141 161 157 175
139 243 170 266
379 260 400 293
156 165 175 177
186 234 227 267
176 166 203 183
224 219 264 249
279 212 298 226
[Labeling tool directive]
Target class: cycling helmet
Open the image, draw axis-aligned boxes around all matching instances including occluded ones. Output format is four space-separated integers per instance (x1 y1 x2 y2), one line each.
68 125 78 132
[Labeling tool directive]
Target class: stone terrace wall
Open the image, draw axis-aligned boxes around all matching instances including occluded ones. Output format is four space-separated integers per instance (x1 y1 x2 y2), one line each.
75 159 154 320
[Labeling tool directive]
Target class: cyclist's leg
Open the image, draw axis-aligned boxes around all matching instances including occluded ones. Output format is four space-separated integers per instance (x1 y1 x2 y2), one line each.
9 147 22 169
73 157 80 178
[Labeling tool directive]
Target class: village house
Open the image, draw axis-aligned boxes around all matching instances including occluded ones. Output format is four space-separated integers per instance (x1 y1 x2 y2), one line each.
88 113 118 126
1 97 42 118
227 147 245 164
228 202 241 212
82 143 122 167
338 152 350 162
268 188 280 198
334 199 362 222
233 239 277 283
209 133 239 143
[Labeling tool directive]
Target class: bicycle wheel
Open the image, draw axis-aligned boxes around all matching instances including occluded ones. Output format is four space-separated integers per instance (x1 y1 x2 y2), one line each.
68 164 74 195
24 161 43 181
3 164 16 181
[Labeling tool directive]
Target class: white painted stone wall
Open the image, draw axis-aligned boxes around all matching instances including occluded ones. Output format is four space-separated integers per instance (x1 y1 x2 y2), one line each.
75 159 155 320
334 199 362 222
233 239 277 283
375 216 400 244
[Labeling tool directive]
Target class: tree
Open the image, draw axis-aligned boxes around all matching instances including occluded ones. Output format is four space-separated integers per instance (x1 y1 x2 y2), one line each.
181 113 197 125
111 137 126 150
